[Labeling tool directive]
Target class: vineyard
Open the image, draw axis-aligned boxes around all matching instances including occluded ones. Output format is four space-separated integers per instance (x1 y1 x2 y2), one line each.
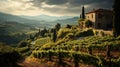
29 35 120 67
32 37 51 50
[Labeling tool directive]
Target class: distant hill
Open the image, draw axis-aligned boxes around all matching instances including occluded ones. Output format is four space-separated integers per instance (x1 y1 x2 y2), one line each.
0 12 47 28
0 21 37 45
47 17 79 27
20 14 73 21
0 12 79 28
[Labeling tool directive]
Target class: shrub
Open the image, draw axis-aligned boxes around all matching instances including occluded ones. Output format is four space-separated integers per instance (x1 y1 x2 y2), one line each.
75 29 94 37
65 33 75 39
40 42 54 50
93 30 99 36
78 19 85 22
18 41 29 47
75 31 81 37
84 20 93 28
55 39 66 45
66 24 72 29
57 28 71 39
100 31 105 36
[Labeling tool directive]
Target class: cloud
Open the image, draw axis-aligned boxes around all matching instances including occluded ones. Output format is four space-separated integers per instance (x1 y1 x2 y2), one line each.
0 0 114 16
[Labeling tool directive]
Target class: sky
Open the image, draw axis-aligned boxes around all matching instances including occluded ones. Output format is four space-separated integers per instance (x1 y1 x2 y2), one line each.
0 0 114 16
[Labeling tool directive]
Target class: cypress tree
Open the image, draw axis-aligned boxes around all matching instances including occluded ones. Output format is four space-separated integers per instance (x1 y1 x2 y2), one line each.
82 6 85 19
52 29 57 42
113 0 120 37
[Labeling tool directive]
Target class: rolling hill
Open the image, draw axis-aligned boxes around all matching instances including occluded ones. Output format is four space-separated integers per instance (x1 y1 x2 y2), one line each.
0 12 79 29
20 14 73 21
0 21 36 35
0 12 47 28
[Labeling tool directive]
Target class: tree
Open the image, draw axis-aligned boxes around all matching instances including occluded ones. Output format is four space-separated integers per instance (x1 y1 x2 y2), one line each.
113 0 120 37
52 29 57 42
40 28 48 37
55 23 61 31
66 24 72 29
82 6 85 19
18 41 28 47
29 34 34 40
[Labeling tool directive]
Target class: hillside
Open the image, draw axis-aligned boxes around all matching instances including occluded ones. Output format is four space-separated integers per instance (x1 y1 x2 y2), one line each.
0 21 36 35
0 12 48 28
0 12 79 28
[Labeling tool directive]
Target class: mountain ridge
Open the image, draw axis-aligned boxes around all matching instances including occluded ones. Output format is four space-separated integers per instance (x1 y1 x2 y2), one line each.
0 12 79 28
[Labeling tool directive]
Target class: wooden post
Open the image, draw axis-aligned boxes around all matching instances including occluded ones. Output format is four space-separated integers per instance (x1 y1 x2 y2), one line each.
106 45 111 58
88 46 92 55
58 51 62 67
74 54 79 67
49 51 52 61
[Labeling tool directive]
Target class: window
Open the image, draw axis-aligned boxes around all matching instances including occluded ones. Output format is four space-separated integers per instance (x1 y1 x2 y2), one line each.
91 14 93 18
98 23 101 28
98 14 103 19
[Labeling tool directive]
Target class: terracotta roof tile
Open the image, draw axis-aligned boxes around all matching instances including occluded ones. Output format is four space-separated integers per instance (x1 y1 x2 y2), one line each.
86 9 113 14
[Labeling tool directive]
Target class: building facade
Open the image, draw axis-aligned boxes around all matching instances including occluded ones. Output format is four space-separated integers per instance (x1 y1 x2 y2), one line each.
86 9 113 30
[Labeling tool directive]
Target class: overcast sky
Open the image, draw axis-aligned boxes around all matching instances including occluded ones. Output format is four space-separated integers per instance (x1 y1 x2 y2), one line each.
0 0 114 16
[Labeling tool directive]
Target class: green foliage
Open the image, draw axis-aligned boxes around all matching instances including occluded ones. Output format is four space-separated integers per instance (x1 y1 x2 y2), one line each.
57 28 71 39
35 37 50 46
0 21 36 35
0 33 29 45
65 33 75 39
30 35 120 67
84 20 93 28
52 29 57 42
66 24 72 29
18 41 29 47
109 57 120 67
75 29 94 37
32 50 103 66
100 31 105 36
16 46 31 57
0 44 21 67
40 42 54 50
45 35 120 52
0 44 14 54
55 38 67 45
93 30 99 36
78 18 85 22
40 28 48 37
55 23 61 31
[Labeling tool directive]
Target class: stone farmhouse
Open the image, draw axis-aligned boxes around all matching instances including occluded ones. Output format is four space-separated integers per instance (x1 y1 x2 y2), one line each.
86 9 113 30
